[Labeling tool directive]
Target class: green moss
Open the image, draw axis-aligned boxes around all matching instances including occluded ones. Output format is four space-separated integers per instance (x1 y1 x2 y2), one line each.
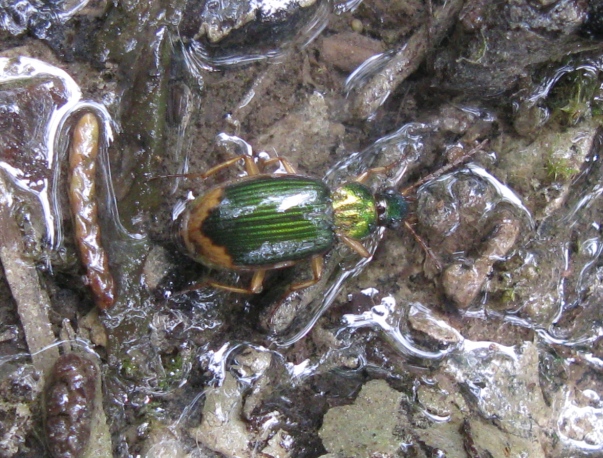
120 358 137 379
500 288 517 304
158 352 187 390
544 151 579 182
548 69 603 127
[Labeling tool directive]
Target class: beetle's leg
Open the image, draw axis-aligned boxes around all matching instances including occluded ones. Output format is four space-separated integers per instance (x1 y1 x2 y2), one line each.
289 255 323 291
261 157 297 174
339 234 371 258
353 162 398 184
242 155 261 176
199 155 259 177
204 269 266 294
155 155 260 180
174 269 266 296
249 269 266 293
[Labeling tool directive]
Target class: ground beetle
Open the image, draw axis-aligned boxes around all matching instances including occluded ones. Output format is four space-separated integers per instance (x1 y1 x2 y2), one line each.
177 142 485 294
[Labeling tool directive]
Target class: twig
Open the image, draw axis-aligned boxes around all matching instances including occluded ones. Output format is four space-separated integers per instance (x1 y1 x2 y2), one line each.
352 0 464 119
0 173 59 378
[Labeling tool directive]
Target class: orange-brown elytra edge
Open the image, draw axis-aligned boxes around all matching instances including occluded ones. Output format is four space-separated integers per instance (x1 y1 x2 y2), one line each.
182 187 235 269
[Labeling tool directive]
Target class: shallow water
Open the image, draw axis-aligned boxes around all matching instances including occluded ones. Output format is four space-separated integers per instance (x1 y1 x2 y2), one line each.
1 0 603 457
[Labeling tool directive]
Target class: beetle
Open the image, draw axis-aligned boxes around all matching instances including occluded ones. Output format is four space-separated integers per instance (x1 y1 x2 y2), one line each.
176 142 485 294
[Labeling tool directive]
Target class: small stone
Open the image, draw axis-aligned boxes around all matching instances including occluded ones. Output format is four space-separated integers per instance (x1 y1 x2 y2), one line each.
319 380 403 456
350 19 363 33
320 32 385 73
190 373 250 457
261 429 294 458
143 246 174 291
408 304 463 345
443 214 520 308
79 309 108 348
442 260 488 308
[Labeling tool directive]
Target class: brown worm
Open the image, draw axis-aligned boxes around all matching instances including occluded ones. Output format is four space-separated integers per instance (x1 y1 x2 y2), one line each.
68 112 116 310
45 353 98 458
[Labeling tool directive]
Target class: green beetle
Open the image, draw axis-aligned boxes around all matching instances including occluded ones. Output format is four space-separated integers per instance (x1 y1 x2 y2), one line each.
177 154 409 294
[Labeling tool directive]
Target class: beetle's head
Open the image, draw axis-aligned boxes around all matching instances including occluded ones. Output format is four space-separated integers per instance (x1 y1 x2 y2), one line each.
376 188 409 229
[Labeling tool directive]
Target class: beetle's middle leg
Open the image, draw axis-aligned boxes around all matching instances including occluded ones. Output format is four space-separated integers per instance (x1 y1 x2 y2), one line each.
289 255 323 291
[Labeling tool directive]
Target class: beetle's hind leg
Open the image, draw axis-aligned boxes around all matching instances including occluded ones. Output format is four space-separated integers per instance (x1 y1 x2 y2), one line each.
288 255 323 292
205 269 266 294
174 269 267 296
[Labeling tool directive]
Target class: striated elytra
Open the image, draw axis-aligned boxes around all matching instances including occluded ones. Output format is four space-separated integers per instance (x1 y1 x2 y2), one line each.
177 154 409 294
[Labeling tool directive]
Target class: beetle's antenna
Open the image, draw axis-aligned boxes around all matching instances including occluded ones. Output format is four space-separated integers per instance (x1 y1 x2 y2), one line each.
150 172 205 180
401 139 488 195
404 221 442 271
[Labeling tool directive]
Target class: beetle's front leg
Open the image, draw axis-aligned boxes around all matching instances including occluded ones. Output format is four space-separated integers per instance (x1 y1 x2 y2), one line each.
338 234 371 258
353 162 398 184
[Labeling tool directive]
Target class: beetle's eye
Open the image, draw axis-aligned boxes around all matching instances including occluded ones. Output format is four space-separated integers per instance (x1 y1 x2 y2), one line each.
376 199 389 225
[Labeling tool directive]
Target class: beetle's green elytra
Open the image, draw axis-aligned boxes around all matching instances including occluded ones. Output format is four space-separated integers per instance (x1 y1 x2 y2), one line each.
182 175 335 269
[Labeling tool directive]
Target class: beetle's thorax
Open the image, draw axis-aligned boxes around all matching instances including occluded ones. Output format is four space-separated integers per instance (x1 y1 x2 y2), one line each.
331 182 378 240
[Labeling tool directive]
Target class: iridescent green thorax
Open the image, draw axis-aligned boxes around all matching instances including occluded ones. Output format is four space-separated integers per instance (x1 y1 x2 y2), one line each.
331 182 377 240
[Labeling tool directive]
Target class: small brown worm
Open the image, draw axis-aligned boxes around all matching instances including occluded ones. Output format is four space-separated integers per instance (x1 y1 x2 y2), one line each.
69 112 116 310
